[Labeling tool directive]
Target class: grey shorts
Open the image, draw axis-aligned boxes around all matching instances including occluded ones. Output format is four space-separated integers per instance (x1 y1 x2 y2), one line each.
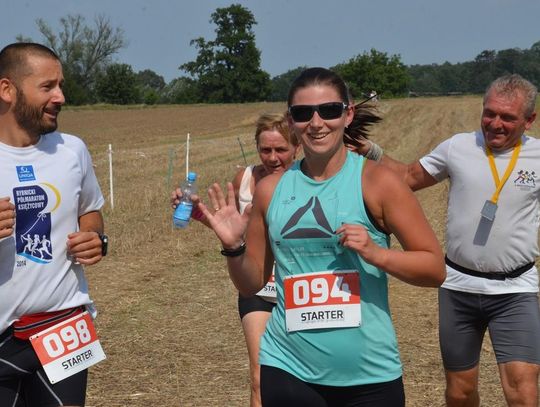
438 288 540 371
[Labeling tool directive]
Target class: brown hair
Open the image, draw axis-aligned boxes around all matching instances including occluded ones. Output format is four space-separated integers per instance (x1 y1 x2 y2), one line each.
343 100 382 149
0 42 60 85
255 112 298 147
287 67 382 150
287 67 349 106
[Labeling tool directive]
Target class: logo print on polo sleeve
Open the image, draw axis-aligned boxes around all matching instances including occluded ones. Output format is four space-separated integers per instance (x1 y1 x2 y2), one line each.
14 183 61 264
281 197 333 239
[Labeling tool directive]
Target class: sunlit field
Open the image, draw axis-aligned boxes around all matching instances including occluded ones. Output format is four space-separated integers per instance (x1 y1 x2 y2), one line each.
58 96 539 407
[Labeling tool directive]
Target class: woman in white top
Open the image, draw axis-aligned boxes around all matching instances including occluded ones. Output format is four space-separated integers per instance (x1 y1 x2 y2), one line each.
173 113 300 407
232 113 299 407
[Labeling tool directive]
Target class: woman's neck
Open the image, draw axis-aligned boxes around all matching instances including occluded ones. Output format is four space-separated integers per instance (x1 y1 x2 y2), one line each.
301 146 347 181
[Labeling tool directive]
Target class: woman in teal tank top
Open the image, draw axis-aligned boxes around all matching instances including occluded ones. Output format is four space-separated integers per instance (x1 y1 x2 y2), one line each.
199 68 446 406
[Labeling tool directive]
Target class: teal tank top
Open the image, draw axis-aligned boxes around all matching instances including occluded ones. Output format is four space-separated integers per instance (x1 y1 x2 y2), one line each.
259 151 402 386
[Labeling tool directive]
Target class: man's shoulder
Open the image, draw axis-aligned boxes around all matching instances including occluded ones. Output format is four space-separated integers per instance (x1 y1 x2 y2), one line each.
44 131 84 143
523 134 540 146
448 130 480 142
42 132 88 152
426 131 480 155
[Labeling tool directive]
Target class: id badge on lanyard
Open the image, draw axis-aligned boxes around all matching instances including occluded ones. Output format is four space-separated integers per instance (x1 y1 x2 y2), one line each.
482 140 521 221
30 311 106 384
283 270 361 332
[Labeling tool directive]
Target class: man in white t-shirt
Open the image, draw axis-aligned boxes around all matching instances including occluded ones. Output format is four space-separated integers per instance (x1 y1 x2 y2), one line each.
0 43 107 406
360 74 540 406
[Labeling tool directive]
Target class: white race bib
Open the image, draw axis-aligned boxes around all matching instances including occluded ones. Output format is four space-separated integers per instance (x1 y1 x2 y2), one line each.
30 311 106 384
256 270 277 303
284 270 361 332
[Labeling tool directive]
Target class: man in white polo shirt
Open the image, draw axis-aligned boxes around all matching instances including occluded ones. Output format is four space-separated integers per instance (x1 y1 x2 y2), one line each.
360 74 539 406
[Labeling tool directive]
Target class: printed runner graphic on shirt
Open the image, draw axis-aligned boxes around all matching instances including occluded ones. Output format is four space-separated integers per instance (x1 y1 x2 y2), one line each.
514 169 536 189
14 183 61 264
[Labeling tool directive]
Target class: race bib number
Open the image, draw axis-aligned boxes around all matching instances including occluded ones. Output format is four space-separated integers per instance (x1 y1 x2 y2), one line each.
256 271 277 302
284 270 360 332
30 311 106 384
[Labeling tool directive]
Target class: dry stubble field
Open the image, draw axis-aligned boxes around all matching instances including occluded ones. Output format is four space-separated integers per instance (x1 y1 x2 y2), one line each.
58 97 539 407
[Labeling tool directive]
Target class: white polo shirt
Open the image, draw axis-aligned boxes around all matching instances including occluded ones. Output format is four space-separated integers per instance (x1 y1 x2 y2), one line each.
420 131 540 294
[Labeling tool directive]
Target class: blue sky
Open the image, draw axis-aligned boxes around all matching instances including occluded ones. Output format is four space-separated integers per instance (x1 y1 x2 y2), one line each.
4 0 540 83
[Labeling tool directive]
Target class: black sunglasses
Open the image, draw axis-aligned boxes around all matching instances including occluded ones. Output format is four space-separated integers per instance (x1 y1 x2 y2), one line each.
288 102 348 122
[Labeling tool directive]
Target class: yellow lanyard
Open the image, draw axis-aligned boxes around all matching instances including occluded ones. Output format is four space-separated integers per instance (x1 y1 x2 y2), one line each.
486 139 521 204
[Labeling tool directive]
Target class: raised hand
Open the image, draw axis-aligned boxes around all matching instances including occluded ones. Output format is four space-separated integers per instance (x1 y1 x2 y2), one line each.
199 182 250 249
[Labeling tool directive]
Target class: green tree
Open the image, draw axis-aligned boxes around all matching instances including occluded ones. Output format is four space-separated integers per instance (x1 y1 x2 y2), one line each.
471 50 498 93
269 66 307 101
136 69 165 91
496 48 523 74
136 69 166 105
333 49 410 99
20 14 126 104
96 63 140 104
180 4 271 103
520 42 540 88
160 77 201 104
408 64 442 94
437 62 471 94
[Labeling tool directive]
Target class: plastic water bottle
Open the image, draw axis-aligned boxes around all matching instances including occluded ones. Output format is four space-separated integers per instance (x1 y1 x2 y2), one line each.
173 172 197 228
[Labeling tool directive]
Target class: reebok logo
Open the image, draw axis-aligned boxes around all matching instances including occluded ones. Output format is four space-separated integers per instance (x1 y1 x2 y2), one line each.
281 197 333 239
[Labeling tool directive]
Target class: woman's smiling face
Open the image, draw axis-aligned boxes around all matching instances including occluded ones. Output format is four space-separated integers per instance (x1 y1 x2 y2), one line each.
288 84 352 158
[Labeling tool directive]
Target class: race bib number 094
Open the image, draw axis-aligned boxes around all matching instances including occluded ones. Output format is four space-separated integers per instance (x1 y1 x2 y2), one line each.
30 311 106 384
284 270 361 332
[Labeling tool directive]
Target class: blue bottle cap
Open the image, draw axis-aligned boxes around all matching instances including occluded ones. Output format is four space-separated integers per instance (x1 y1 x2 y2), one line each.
187 172 197 182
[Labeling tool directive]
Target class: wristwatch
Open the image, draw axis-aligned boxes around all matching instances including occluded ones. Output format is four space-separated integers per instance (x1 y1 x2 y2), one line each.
98 233 108 256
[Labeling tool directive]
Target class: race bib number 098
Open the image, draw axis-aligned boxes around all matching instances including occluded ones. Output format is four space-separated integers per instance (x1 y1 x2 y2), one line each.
284 270 361 332
30 311 106 384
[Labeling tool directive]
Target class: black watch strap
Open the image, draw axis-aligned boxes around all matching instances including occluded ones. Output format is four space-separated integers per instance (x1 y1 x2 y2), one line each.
98 233 108 256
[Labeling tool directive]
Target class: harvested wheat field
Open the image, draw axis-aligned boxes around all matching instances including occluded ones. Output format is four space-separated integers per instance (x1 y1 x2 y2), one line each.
58 97 539 407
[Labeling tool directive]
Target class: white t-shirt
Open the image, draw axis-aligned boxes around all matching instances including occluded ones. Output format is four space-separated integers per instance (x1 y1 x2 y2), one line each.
0 132 104 333
420 131 540 294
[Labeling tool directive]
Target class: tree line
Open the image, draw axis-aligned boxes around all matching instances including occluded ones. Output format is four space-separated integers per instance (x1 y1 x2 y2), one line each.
15 5 540 105
409 43 540 96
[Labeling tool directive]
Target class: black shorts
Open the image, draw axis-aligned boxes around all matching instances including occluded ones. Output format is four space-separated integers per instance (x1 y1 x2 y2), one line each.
238 293 275 320
0 327 88 406
439 288 540 370
260 365 405 407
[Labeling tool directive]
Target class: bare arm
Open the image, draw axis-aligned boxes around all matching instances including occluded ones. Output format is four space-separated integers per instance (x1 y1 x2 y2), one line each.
199 178 276 297
0 197 15 239
354 137 438 191
337 161 445 287
379 155 438 191
67 210 105 265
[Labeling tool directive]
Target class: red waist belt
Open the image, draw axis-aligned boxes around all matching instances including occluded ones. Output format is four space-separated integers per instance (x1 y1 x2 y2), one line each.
13 306 84 340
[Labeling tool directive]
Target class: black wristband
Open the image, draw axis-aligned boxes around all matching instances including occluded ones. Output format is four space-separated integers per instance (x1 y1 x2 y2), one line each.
220 242 246 257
